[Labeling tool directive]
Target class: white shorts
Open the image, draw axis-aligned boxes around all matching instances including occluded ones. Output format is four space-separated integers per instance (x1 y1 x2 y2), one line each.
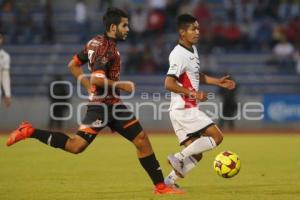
169 108 214 145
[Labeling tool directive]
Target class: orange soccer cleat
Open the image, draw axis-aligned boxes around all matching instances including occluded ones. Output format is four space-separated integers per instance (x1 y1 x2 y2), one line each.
154 183 185 195
6 122 35 146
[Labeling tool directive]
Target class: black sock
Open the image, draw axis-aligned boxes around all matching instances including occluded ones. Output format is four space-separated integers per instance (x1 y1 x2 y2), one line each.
31 129 69 150
139 153 164 185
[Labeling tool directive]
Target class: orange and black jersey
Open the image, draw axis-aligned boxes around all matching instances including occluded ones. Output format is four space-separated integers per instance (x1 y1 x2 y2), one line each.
73 34 121 104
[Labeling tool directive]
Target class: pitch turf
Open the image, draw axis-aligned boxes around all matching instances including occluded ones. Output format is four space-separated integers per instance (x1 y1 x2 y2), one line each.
1 134 300 200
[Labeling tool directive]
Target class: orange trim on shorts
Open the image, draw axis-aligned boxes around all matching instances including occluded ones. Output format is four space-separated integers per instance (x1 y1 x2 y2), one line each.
73 55 83 66
79 125 98 134
123 119 139 129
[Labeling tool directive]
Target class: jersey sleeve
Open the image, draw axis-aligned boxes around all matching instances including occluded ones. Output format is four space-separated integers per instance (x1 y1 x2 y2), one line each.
166 52 185 79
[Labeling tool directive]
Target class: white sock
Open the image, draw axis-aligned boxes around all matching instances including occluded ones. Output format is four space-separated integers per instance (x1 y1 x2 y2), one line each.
165 170 180 185
166 156 198 183
183 156 198 175
175 136 216 160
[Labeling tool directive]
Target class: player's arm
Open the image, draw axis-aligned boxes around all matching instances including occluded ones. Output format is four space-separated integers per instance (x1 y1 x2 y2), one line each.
90 71 135 93
165 75 207 101
2 54 11 107
68 52 91 92
166 53 207 101
200 73 236 90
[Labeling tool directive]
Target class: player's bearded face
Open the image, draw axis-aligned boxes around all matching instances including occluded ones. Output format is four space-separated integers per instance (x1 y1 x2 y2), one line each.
116 18 129 41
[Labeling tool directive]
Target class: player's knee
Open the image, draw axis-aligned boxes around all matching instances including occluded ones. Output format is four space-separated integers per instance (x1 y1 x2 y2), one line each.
70 145 86 154
204 125 223 146
207 126 223 146
133 131 150 150
66 138 88 154
214 134 223 145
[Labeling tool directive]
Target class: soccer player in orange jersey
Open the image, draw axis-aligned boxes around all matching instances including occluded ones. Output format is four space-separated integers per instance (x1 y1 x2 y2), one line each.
6 8 183 195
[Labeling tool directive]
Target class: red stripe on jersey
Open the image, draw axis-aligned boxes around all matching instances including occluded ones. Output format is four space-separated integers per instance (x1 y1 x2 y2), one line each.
179 72 197 108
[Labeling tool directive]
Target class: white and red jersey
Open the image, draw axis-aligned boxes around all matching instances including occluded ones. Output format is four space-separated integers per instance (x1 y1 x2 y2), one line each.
166 44 201 110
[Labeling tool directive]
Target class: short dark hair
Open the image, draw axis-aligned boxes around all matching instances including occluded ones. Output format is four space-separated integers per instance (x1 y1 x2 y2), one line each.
176 14 197 31
103 7 128 31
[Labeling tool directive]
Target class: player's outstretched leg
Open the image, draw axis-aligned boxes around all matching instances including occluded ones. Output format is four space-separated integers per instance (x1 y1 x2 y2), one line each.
6 122 93 154
131 131 184 194
167 125 223 182
165 153 202 187
165 138 203 186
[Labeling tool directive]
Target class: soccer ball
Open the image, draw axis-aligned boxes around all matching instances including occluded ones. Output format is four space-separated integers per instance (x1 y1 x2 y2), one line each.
213 151 241 178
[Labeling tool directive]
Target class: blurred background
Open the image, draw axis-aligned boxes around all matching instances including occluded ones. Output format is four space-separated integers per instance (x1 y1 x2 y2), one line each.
0 0 299 132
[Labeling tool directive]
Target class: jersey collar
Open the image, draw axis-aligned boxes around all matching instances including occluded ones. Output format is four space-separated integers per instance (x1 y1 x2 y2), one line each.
104 33 116 42
178 43 194 53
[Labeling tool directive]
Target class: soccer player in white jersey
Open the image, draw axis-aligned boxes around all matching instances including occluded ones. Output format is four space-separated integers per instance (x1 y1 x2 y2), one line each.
164 14 236 188
0 34 11 107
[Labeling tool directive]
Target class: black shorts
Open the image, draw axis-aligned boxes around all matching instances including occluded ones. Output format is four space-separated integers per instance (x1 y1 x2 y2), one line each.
76 103 143 143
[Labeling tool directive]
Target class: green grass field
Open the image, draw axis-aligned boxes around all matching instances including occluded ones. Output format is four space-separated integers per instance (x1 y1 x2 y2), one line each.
1 134 300 200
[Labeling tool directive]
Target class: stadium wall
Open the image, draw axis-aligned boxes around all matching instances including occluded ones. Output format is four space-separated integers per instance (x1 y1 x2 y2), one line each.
1 96 299 132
